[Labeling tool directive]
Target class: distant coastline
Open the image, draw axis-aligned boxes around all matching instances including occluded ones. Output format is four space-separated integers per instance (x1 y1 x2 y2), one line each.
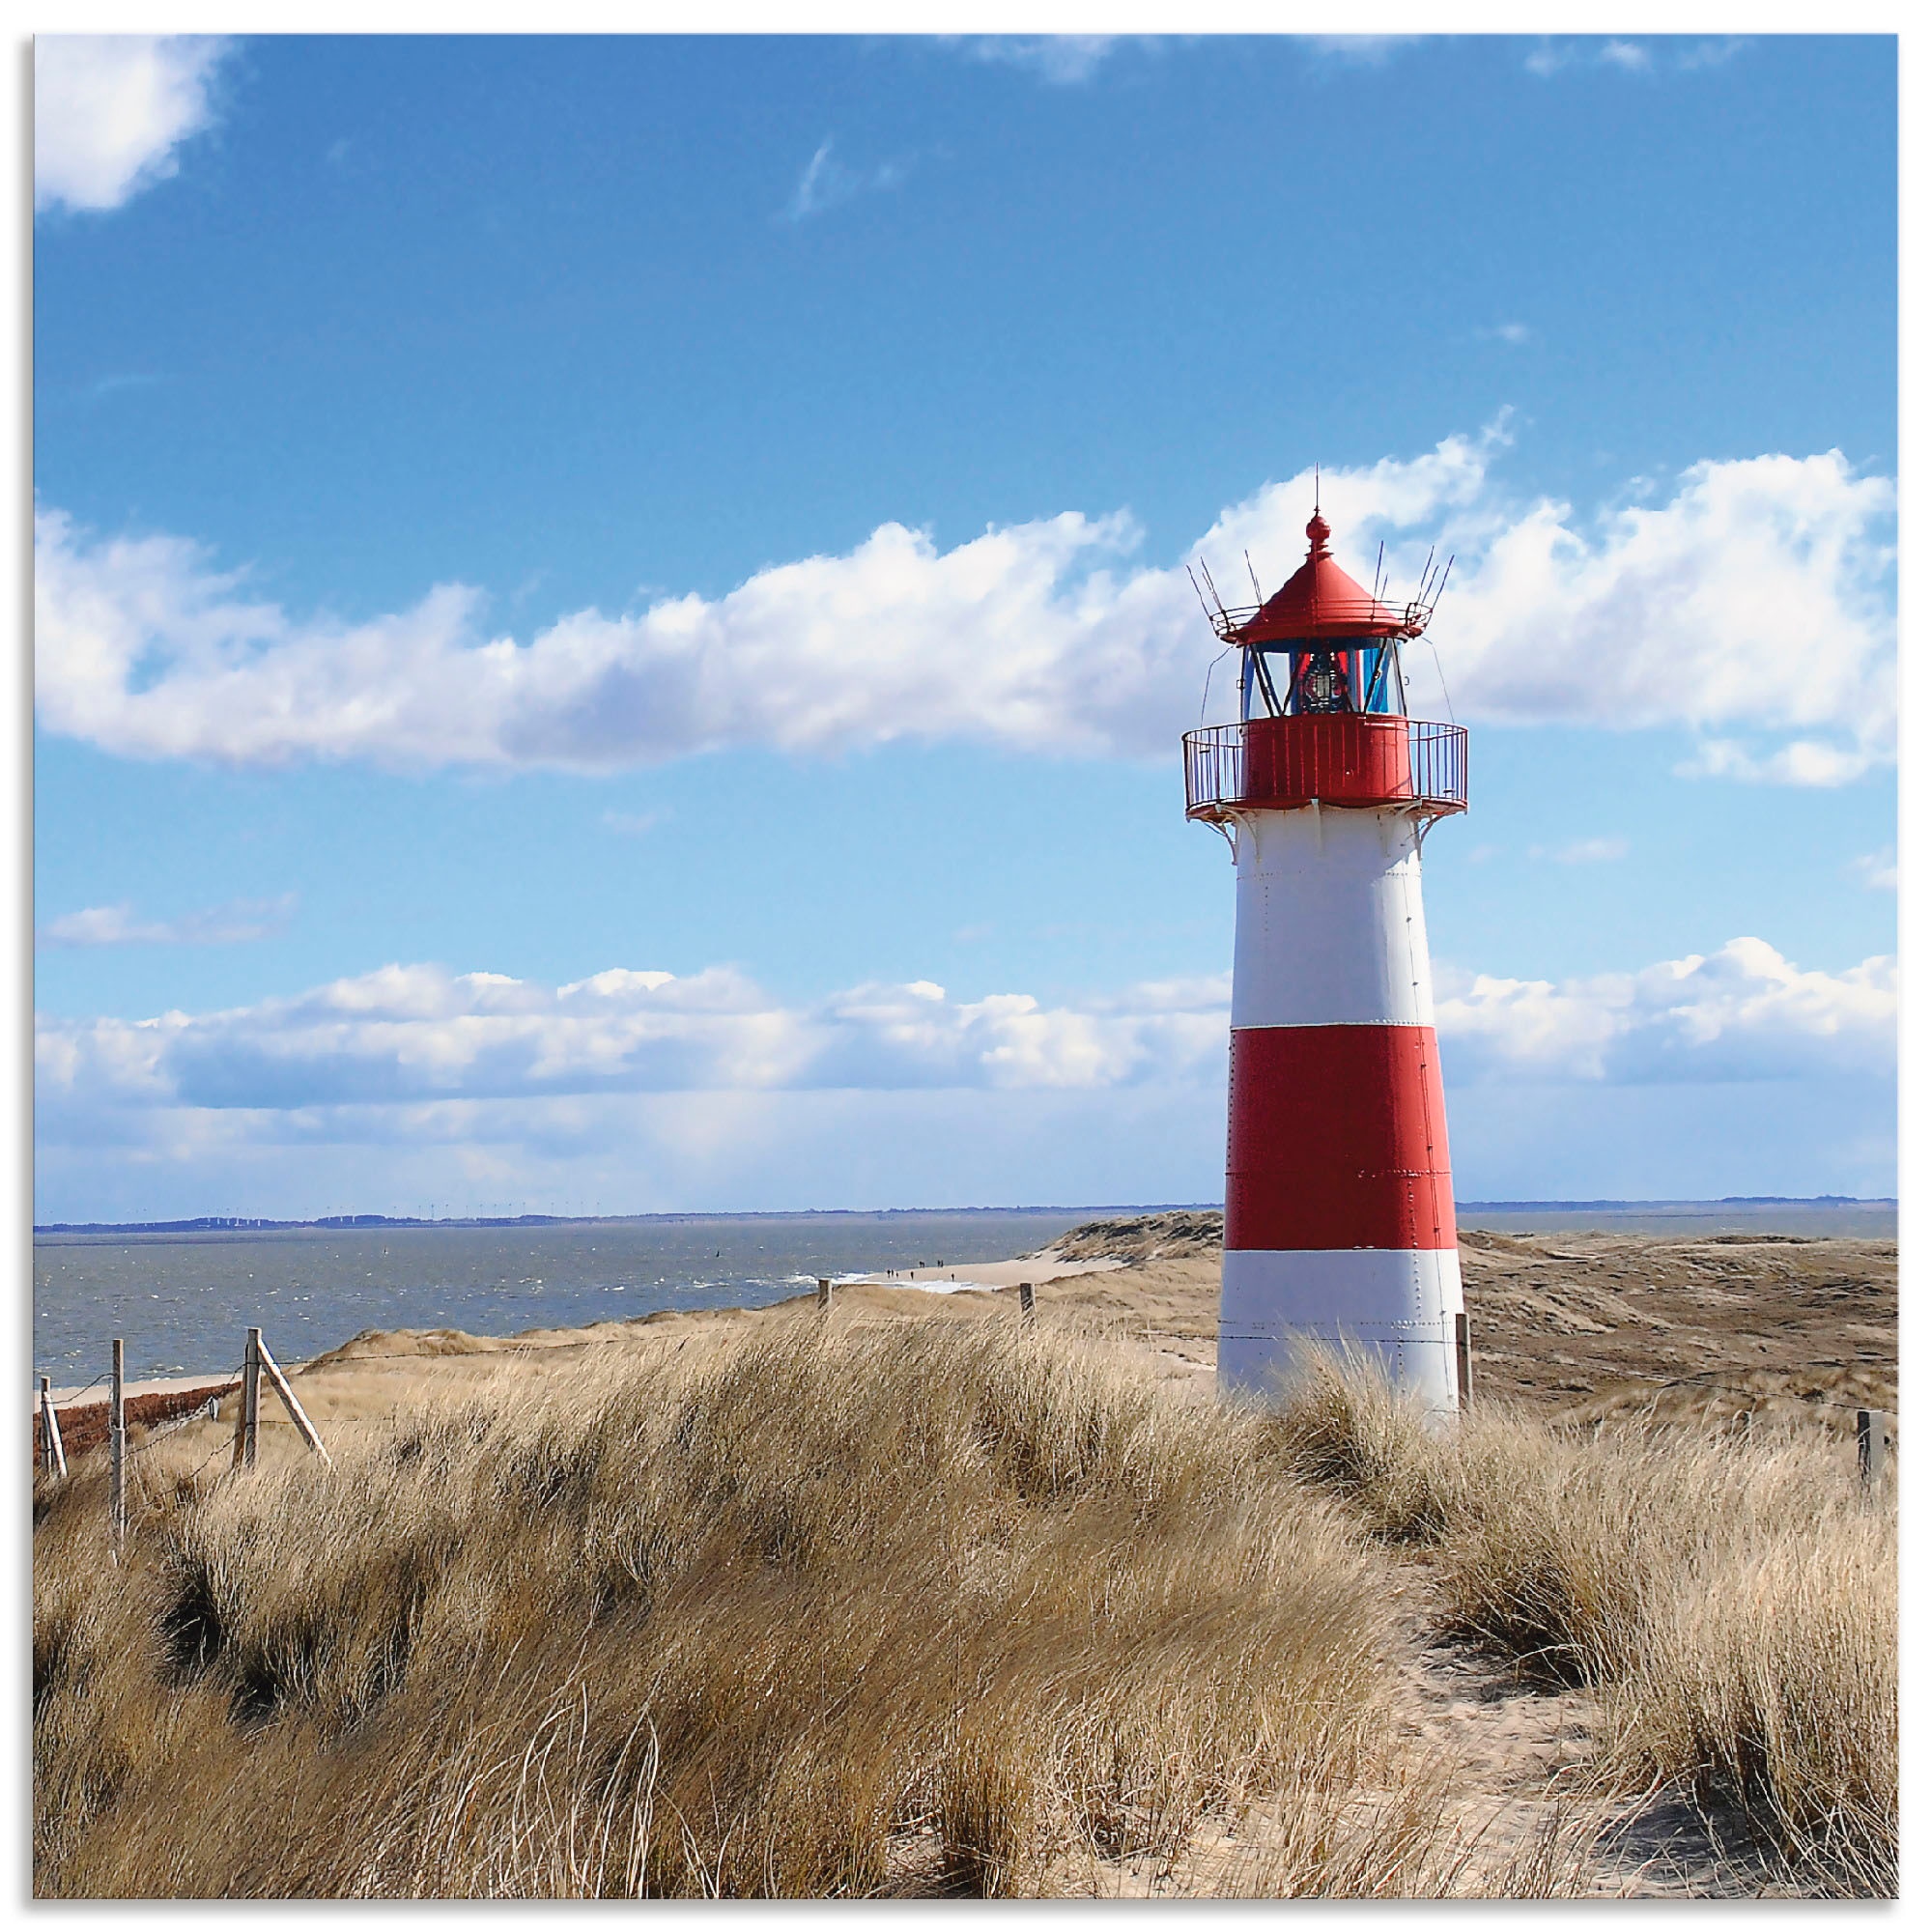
32 1204 1215 1237
1457 1196 1893 1211
34 1196 1895 1237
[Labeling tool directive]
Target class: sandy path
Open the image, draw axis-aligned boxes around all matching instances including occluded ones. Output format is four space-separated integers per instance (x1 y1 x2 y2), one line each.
1381 1575 1782 1897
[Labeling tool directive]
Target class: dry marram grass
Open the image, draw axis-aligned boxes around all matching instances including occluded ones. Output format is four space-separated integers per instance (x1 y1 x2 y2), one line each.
38 1320 1411 1898
34 1317 1895 1896
1265 1351 1896 1889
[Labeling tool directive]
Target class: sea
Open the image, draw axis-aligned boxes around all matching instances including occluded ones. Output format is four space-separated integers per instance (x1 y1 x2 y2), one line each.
31 1208 1124 1386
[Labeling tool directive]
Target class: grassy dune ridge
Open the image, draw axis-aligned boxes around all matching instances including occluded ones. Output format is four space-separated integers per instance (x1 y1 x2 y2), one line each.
34 1305 1896 1897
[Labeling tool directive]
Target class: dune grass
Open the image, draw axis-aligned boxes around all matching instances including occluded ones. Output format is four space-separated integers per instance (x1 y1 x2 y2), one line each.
1264 1351 1897 1889
34 1319 1894 1896
37 1318 1416 1898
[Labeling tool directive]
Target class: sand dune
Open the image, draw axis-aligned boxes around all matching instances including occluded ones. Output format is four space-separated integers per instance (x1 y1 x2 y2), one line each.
90 1217 1889 1469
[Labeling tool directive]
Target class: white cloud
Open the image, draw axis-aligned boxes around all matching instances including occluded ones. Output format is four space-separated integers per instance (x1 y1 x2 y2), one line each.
33 962 1232 1126
35 938 1893 1152
601 808 668 838
34 939 1894 1217
957 37 1122 85
1677 39 1748 72
1542 837 1628 865
1850 848 1897 892
1435 938 1895 1086
1301 37 1421 67
1674 736 1884 787
35 35 233 214
33 431 1895 785
1435 450 1894 773
1526 38 1733 78
782 138 908 222
1530 40 1654 78
36 894 294 948
1486 322 1533 346
85 372 165 403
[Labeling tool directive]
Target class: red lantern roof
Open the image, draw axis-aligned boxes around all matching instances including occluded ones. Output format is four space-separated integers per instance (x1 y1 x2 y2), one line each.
1236 514 1419 645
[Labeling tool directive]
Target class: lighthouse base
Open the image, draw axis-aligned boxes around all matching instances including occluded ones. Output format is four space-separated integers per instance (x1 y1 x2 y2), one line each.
1217 1246 1465 1416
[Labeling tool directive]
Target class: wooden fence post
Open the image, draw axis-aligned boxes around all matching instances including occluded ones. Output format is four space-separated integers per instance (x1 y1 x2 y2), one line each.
816 1276 831 1317
39 1374 68 1479
109 1339 127 1545
255 1334 332 1463
1455 1313 1473 1409
234 1327 262 1469
1857 1408 1888 1484
1018 1281 1035 1325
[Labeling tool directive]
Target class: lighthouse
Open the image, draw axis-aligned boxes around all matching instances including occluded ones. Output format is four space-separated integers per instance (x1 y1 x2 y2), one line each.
1184 509 1470 1415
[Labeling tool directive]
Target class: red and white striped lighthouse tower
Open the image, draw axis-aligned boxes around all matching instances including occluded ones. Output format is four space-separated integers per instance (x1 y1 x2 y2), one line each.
1184 509 1470 1414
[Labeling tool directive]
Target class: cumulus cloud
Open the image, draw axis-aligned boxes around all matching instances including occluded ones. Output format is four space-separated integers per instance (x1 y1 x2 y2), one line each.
34 939 1894 1216
1435 938 1895 1086
33 430 1894 783
36 894 295 948
33 962 1232 1126
35 938 1893 1151
1434 451 1893 759
35 35 233 214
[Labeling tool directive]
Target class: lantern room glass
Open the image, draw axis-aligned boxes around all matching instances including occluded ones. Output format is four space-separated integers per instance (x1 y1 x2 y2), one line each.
1239 639 1406 722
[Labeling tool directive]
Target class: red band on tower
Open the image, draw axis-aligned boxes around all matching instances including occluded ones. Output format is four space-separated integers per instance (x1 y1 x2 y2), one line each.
1224 1024 1457 1252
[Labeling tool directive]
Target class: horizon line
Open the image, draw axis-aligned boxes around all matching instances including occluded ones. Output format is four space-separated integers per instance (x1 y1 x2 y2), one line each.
33 1195 1899 1236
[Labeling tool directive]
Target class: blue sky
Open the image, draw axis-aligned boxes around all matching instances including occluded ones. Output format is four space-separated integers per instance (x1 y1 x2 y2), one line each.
32 32 1897 1222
